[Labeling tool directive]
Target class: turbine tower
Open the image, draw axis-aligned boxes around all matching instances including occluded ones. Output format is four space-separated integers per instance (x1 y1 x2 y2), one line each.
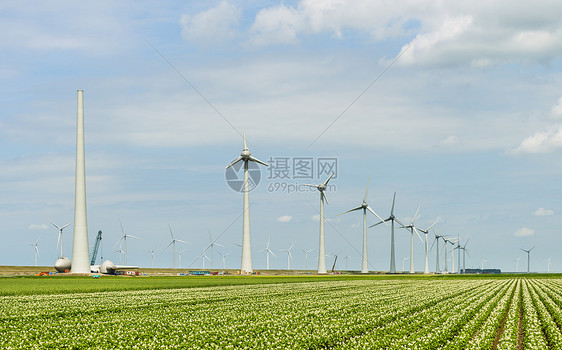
514 257 520 273
430 231 446 274
114 221 139 265
49 220 71 258
71 90 90 273
226 132 268 273
401 207 423 273
339 178 384 273
418 219 439 274
279 243 295 270
165 224 189 268
520 246 535 273
370 192 404 273
259 238 276 270
205 230 223 269
302 249 313 270
28 237 40 266
304 174 334 274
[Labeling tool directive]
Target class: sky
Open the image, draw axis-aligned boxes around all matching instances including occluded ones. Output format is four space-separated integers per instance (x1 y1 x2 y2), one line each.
1 0 561 273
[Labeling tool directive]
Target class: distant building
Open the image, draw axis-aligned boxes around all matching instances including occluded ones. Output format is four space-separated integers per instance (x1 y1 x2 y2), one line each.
463 268 502 274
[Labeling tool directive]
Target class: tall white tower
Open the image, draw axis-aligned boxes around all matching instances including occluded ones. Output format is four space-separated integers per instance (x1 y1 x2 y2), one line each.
71 90 90 273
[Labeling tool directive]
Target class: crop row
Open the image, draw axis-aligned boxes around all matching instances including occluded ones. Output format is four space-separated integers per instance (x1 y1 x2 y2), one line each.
1 278 562 349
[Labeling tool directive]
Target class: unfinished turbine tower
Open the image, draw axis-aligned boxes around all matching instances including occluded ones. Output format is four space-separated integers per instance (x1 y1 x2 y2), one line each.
226 132 268 273
71 90 90 273
304 174 334 274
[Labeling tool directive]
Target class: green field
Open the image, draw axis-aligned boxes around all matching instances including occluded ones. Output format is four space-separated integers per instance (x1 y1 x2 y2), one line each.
2 275 562 349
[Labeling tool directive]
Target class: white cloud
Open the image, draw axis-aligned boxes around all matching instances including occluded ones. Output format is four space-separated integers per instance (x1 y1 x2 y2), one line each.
180 1 241 43
29 224 48 230
441 135 459 146
551 97 562 119
514 227 535 237
534 208 554 216
311 214 320 222
277 215 293 223
511 125 562 154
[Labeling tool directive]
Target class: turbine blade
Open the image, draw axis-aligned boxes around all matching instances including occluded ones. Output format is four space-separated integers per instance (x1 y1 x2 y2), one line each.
270 250 277 258
225 156 243 169
366 206 385 223
61 222 72 229
127 234 140 239
323 173 334 186
249 156 268 167
369 220 386 228
427 218 440 231
321 191 329 205
394 218 406 227
338 206 363 216
390 192 397 216
363 177 370 203
412 206 420 224
49 220 60 230
243 131 247 149
413 227 423 242
176 239 190 244
214 243 224 248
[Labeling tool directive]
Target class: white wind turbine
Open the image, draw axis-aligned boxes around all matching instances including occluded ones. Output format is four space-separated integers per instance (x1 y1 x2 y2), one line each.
418 219 439 274
114 221 140 265
197 251 210 269
28 237 40 266
339 178 385 273
164 224 189 269
480 258 488 270
146 249 155 268
430 231 446 274
304 173 334 274
225 132 268 273
514 257 520 273
402 257 409 273
115 247 125 265
459 239 470 274
49 220 71 258
279 243 295 270
205 230 224 269
259 238 276 270
370 192 404 273
520 246 535 273
178 250 187 269
547 257 552 273
219 251 230 269
302 249 313 270
400 207 423 273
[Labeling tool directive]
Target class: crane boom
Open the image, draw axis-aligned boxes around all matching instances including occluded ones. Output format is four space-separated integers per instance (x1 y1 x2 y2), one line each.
90 230 102 265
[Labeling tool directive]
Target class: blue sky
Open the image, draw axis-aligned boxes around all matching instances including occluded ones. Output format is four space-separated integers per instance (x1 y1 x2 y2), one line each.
2 1 561 272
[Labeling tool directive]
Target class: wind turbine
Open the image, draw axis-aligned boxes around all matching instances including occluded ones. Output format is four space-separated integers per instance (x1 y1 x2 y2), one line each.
114 247 124 265
418 219 439 274
400 207 423 273
259 238 276 270
205 230 224 269
430 231 446 274
28 237 40 266
369 192 404 273
279 243 295 270
197 251 210 269
302 249 313 270
219 251 230 269
225 132 268 273
460 239 470 274
480 258 488 271
547 257 552 273
178 250 187 269
49 220 71 258
401 257 409 273
304 173 334 274
114 221 140 265
520 246 535 273
146 249 155 268
339 178 384 273
514 257 520 273
164 224 189 269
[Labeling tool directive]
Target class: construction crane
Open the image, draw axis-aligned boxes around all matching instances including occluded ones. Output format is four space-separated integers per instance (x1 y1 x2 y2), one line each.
90 230 102 265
